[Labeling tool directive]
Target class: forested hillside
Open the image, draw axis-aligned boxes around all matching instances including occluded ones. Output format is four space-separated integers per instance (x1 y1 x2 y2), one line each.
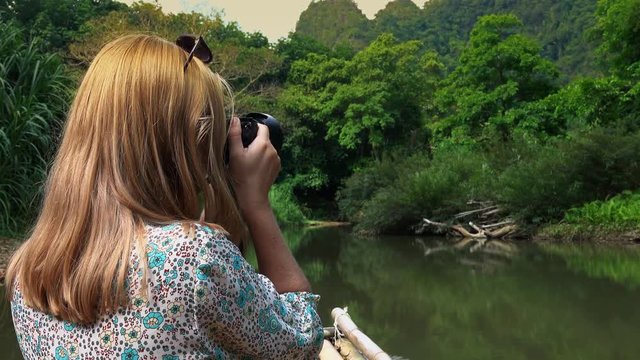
295 0 371 51
296 0 600 80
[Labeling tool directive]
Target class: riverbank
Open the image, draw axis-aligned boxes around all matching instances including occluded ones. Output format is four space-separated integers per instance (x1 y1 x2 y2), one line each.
305 220 351 229
533 192 640 244
534 224 640 244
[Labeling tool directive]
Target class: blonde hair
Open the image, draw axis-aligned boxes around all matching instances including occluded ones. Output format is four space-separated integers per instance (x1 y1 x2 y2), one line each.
5 34 246 324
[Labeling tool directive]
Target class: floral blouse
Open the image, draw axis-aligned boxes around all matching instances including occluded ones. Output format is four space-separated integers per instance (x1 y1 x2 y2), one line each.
11 223 323 359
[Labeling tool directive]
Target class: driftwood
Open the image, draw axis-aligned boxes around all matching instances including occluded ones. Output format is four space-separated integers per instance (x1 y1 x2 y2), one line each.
331 308 391 360
415 200 519 239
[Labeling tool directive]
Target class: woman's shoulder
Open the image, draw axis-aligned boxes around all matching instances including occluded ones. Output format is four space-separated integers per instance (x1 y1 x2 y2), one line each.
143 221 238 259
145 221 225 239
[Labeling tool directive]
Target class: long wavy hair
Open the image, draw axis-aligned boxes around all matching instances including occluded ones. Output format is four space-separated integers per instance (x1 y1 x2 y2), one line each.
5 34 246 324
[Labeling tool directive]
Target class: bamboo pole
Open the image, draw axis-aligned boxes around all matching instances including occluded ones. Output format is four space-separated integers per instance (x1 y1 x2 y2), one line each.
319 340 343 360
331 307 392 360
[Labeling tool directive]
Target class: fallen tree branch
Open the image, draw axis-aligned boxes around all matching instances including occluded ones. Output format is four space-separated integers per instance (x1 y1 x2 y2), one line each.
454 206 499 219
417 218 518 239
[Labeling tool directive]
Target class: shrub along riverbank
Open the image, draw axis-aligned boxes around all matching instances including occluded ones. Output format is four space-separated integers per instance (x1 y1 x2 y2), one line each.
336 128 640 239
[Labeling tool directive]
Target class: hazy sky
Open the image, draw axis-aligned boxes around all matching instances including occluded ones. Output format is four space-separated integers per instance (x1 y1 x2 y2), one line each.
123 1 426 42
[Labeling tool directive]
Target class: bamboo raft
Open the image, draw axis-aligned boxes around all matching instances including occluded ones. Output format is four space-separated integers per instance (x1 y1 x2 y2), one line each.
320 307 391 360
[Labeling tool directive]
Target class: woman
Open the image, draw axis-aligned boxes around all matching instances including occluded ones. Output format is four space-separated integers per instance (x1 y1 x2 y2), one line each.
5 34 323 359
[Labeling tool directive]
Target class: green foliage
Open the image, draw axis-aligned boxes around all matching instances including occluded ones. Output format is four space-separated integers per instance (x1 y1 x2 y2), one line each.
324 34 435 151
494 75 640 140
0 20 73 235
594 0 640 78
432 14 559 144
296 0 600 80
0 0 126 51
340 147 496 234
278 34 441 196
268 181 308 226
337 152 431 223
274 33 332 81
498 129 640 223
70 2 282 104
277 55 351 193
563 191 640 230
340 127 640 233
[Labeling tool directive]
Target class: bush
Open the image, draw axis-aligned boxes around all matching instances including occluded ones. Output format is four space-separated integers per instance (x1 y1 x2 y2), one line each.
336 151 430 222
340 146 496 234
498 128 640 223
269 180 308 227
0 21 73 235
339 127 640 234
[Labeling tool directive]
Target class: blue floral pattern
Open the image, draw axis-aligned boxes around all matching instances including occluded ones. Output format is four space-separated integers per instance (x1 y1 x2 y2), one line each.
11 223 322 359
142 311 164 329
121 347 139 360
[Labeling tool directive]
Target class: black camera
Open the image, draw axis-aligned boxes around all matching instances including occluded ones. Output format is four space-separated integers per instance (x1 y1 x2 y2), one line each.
224 113 283 164
238 113 283 153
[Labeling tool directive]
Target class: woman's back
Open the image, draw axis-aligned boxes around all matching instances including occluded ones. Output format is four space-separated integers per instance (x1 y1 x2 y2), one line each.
12 223 322 359
6 33 322 359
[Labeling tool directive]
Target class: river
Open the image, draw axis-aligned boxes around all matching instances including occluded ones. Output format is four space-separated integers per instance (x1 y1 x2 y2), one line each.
2 226 640 359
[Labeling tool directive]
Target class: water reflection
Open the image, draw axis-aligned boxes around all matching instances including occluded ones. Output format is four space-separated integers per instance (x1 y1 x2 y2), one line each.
542 243 640 289
2 228 640 359
293 228 640 360
414 237 518 274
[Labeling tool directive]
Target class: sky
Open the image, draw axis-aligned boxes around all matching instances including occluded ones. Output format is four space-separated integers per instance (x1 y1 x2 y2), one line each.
122 1 426 42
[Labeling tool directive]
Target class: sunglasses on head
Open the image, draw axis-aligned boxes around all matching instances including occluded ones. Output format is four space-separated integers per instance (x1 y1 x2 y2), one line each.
176 34 213 72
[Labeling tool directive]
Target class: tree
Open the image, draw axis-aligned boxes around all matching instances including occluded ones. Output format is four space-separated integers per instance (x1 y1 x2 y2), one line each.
277 53 351 193
322 34 436 152
431 14 559 143
594 0 640 79
0 0 127 51
68 2 282 102
277 34 442 197
274 33 332 82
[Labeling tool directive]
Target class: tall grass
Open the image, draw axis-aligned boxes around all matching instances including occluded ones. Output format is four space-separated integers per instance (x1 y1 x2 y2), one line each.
0 21 73 236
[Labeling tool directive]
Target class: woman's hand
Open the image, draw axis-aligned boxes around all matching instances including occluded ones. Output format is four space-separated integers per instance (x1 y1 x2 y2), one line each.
227 116 281 214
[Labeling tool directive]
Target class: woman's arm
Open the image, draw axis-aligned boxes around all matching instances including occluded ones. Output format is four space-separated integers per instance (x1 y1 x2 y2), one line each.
193 224 323 359
227 117 311 293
